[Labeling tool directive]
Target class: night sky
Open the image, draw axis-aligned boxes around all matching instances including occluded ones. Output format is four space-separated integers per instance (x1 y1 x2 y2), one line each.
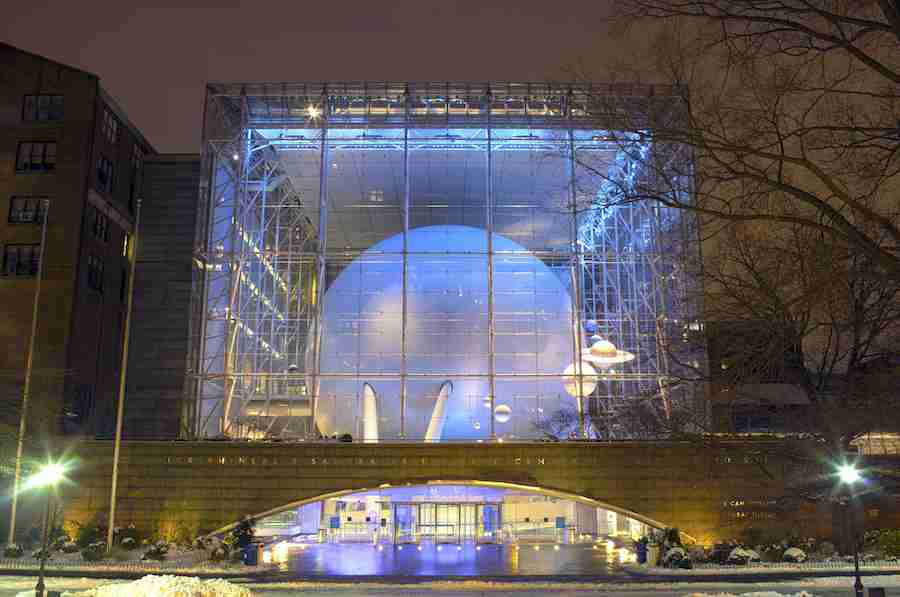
1 1 632 154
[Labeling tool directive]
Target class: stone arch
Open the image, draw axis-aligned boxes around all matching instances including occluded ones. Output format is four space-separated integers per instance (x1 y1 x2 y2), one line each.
208 479 688 540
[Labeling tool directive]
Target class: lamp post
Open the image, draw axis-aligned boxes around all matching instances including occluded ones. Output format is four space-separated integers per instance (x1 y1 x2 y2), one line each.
837 463 864 597
25 462 66 597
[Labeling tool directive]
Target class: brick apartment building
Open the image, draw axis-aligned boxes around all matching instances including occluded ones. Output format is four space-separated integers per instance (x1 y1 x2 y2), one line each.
0 42 154 437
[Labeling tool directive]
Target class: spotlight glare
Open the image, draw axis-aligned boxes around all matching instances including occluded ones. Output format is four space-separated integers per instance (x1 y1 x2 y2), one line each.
838 463 861 484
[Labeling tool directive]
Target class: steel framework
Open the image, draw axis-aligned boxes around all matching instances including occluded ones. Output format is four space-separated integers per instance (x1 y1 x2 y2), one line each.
188 82 694 441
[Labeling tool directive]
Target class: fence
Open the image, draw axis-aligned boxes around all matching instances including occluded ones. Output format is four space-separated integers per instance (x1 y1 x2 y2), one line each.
694 559 900 571
0 556 270 574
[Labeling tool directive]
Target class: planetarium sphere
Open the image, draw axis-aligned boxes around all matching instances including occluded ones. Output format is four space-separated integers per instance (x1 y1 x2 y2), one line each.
312 225 579 441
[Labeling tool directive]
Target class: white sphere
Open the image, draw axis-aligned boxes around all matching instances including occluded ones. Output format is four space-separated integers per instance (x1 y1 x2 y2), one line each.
493 404 512 424
562 361 598 397
313 225 578 440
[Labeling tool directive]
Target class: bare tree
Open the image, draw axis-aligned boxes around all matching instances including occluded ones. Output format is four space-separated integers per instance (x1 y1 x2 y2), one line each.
574 1 900 280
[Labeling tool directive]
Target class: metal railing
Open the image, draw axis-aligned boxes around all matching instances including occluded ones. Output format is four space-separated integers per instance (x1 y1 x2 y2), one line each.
694 559 900 570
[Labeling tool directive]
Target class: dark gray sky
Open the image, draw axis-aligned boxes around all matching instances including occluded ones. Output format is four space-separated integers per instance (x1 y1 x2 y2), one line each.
1 1 629 153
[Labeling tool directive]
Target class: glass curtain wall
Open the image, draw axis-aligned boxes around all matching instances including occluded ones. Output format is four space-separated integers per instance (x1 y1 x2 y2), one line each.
190 83 689 441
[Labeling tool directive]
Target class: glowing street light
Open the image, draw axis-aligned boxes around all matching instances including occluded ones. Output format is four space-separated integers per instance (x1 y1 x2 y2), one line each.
838 463 861 485
306 104 322 119
29 461 68 597
835 461 865 597
24 462 66 491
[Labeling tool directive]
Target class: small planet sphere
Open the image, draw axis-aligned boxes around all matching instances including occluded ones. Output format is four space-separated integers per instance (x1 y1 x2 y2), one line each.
562 361 598 397
591 340 618 358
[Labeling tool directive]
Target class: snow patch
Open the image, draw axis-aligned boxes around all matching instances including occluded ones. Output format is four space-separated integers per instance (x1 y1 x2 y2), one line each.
47 575 253 597
684 593 816 597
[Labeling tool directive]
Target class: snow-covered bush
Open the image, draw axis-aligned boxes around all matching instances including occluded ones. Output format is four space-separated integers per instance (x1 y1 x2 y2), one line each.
141 540 170 561
81 541 107 562
61 541 80 554
782 547 807 563
662 546 692 568
3 544 24 558
726 546 761 565
114 524 141 550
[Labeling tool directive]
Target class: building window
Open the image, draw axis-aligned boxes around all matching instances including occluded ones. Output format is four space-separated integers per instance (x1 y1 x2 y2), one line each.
97 156 115 194
8 197 48 224
23 95 64 121
101 108 118 144
92 208 110 242
2 244 41 277
87 254 104 292
15 142 57 172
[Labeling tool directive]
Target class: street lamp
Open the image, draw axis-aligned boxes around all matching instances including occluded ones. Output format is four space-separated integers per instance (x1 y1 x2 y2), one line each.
836 462 864 597
26 461 67 597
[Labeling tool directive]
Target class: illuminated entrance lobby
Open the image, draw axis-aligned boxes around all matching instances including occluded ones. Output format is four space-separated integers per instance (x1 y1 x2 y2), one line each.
248 482 654 576
192 82 690 441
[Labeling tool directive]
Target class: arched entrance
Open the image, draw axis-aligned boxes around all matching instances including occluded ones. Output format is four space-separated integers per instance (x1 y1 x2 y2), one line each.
211 481 678 576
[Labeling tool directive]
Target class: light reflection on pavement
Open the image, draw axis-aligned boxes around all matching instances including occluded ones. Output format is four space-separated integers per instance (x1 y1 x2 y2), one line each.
280 542 620 577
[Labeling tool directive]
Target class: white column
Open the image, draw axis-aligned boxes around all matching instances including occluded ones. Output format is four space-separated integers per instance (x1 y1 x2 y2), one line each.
425 381 453 442
362 383 379 443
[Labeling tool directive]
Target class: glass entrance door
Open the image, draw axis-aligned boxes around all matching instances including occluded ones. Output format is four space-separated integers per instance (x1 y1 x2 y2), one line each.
393 504 417 543
459 504 477 540
478 503 501 542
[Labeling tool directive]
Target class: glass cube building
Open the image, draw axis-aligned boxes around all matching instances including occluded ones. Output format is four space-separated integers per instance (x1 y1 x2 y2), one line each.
189 82 694 442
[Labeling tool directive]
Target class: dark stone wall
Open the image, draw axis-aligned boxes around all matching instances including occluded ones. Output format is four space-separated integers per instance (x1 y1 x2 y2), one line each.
65 439 828 545
123 155 200 438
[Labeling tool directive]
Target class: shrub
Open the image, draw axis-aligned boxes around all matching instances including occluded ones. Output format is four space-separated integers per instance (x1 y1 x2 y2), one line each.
783 547 807 563
74 515 107 548
81 541 107 562
31 547 52 561
3 544 24 559
141 541 170 561
115 524 141 549
727 546 761 565
61 541 80 554
876 530 900 559
662 546 692 568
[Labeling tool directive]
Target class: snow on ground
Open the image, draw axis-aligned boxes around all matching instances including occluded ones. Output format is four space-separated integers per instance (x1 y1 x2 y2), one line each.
13 575 253 597
629 564 900 576
1 575 899 597
683 592 815 597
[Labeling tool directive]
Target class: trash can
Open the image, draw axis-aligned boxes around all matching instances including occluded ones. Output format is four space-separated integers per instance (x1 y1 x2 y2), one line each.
241 543 262 566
